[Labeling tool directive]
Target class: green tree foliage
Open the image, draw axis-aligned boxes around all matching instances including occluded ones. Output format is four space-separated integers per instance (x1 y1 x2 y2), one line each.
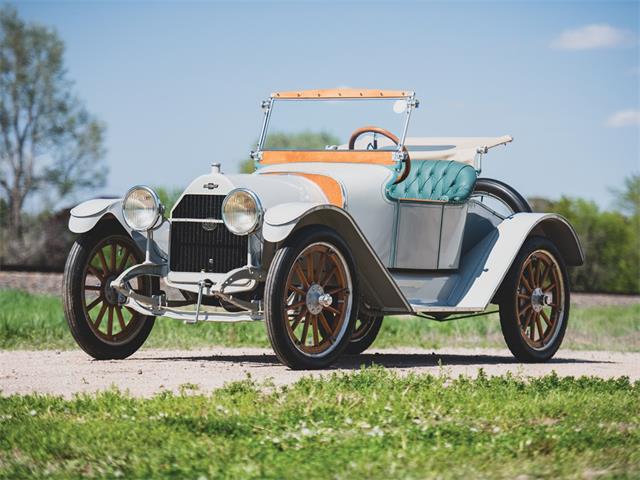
239 130 340 173
533 175 639 294
0 6 106 239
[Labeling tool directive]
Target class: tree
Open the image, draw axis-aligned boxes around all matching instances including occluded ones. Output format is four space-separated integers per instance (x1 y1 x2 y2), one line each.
239 130 340 173
0 6 106 239
612 173 640 218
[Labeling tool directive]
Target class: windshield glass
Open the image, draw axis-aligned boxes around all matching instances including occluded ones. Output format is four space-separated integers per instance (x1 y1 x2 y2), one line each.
261 99 410 151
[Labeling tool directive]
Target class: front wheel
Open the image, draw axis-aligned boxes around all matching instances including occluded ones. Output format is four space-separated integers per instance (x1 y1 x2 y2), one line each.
498 236 570 362
264 227 359 369
63 222 156 360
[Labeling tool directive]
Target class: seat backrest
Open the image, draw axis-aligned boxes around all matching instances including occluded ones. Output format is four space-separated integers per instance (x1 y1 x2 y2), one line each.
388 160 477 202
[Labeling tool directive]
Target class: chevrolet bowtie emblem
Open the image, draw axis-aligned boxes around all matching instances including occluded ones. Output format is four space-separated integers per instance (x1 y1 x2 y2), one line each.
203 182 219 189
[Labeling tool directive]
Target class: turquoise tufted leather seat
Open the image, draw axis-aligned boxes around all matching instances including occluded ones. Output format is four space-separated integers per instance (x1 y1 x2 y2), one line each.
388 160 477 203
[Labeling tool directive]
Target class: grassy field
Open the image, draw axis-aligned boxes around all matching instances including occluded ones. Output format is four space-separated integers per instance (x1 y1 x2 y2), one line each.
0 369 638 479
0 290 638 351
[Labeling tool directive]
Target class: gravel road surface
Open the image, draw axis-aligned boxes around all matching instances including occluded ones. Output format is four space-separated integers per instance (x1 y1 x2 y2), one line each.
1 348 637 398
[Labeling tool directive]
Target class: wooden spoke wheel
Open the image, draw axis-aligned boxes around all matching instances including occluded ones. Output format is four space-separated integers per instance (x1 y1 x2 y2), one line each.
515 250 564 349
283 243 351 355
499 237 569 362
63 221 156 360
264 227 359 369
82 237 147 344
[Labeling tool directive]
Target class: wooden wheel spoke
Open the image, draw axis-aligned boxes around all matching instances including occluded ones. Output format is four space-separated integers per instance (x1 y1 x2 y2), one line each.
540 309 552 327
287 299 306 311
84 284 101 292
300 313 311 345
87 265 104 281
320 266 337 288
535 315 544 344
522 309 534 330
311 315 320 346
290 308 307 330
110 242 117 272
316 250 328 284
97 249 110 275
526 262 536 287
326 287 348 296
116 307 127 330
294 263 310 289
94 303 108 329
107 306 114 337
86 296 103 311
323 304 340 315
539 262 551 287
520 275 533 293
517 292 530 301
118 249 131 272
318 312 333 338
288 284 306 296
307 252 314 286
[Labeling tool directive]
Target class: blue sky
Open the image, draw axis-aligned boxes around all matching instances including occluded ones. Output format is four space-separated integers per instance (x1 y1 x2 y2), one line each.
14 0 640 208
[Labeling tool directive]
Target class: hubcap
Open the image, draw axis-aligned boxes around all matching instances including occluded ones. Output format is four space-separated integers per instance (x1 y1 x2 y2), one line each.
305 284 333 315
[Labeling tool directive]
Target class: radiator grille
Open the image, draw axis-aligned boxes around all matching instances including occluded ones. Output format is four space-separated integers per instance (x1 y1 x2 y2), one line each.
171 194 224 220
170 194 247 273
170 222 248 273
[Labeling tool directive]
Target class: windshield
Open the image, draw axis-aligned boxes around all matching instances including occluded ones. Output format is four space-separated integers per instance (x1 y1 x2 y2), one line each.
260 98 413 151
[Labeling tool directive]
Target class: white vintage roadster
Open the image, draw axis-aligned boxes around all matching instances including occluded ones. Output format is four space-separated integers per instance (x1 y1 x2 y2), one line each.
63 89 583 369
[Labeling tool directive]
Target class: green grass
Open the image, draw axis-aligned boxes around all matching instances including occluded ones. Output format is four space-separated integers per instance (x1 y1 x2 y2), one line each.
0 370 638 479
0 289 638 351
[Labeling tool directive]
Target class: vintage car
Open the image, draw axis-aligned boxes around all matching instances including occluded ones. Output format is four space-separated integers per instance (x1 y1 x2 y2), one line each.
63 88 583 369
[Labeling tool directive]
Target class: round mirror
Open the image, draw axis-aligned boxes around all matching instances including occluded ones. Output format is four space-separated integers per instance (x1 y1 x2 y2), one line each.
393 99 407 114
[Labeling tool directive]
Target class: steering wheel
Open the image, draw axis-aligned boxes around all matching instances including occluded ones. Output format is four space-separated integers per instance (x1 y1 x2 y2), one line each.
348 126 410 184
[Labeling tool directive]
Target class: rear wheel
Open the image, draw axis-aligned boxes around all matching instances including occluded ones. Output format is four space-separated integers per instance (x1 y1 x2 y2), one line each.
344 313 383 355
499 237 570 362
63 222 156 360
264 227 358 369
471 178 531 217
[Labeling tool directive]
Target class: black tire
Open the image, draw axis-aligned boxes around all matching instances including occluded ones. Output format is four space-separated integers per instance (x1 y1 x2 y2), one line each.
473 178 532 215
344 313 383 355
264 226 359 369
63 221 156 360
499 236 570 362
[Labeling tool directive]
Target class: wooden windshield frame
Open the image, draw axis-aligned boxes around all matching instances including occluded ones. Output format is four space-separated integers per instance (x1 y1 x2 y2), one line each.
271 89 414 99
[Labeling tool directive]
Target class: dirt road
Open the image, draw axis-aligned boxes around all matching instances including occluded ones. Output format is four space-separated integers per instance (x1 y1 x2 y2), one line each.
1 347 638 398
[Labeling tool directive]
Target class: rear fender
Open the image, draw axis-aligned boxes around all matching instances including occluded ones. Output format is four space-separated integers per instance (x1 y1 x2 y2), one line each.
263 202 411 314
449 213 583 310
68 198 169 262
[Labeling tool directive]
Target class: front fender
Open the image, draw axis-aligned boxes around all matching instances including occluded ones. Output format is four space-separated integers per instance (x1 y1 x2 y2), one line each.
69 198 124 234
68 198 169 261
263 202 411 314
262 202 323 242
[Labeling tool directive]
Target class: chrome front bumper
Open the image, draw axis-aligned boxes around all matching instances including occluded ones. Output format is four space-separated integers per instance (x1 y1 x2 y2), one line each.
109 262 265 323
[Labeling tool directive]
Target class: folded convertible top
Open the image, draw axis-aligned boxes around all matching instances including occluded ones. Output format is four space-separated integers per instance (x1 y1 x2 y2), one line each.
373 135 513 165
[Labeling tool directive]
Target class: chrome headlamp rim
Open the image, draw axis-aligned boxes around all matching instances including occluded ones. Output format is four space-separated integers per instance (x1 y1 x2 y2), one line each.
221 188 263 236
122 185 163 232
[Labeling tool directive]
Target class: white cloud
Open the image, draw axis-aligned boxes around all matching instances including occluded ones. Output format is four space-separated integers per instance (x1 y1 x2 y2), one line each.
605 110 640 128
551 24 632 50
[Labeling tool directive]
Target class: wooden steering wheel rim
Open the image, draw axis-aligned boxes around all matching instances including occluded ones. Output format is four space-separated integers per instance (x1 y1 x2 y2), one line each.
347 126 410 184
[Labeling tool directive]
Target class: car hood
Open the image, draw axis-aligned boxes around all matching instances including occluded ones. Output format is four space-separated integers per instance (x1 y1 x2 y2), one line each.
172 171 327 215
